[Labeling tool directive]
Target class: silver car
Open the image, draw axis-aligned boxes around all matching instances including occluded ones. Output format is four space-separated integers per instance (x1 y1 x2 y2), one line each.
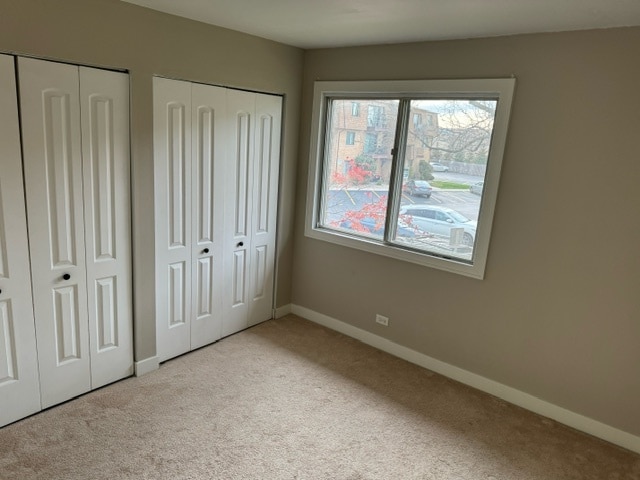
398 204 476 246
470 181 484 195
430 162 449 172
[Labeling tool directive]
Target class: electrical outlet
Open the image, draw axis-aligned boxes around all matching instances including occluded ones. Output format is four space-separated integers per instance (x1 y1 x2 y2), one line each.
375 314 389 326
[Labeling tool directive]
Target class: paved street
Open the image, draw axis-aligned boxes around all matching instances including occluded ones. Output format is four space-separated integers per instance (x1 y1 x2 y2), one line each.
324 187 481 226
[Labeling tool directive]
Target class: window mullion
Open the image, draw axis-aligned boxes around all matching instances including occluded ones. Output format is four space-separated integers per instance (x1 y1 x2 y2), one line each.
384 98 411 243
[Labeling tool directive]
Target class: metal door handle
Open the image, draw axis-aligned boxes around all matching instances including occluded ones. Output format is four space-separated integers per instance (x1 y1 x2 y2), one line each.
63 273 71 280
203 248 210 254
236 241 244 248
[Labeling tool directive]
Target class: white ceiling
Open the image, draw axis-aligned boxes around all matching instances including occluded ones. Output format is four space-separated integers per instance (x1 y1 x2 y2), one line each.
122 0 640 49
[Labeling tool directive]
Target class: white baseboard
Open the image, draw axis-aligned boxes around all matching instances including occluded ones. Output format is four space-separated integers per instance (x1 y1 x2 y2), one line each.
290 304 640 454
134 356 160 377
274 304 292 318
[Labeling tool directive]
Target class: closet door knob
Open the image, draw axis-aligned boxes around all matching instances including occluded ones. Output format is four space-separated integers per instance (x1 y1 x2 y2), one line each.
236 241 244 248
0 289 2 294
203 248 210 254
63 273 71 281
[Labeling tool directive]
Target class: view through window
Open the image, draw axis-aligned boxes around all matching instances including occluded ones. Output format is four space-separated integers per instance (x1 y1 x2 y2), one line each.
320 98 497 262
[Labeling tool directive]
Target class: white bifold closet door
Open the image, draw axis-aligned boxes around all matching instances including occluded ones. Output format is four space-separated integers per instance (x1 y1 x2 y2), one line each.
154 78 281 362
0 54 42 426
222 90 282 337
18 57 133 408
154 78 225 362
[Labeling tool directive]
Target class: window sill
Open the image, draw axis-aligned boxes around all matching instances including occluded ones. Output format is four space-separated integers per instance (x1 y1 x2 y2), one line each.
305 225 487 279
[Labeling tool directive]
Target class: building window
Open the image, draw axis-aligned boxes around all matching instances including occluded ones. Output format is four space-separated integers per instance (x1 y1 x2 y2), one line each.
345 131 356 145
351 102 360 116
367 105 385 128
413 113 422 127
305 79 515 279
426 114 435 127
364 133 377 154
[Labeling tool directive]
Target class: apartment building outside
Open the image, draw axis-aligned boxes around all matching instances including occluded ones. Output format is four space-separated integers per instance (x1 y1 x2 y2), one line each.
327 99 439 184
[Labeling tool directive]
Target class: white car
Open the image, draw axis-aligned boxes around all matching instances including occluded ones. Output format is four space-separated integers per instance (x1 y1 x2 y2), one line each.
430 162 449 172
398 204 476 246
470 181 484 195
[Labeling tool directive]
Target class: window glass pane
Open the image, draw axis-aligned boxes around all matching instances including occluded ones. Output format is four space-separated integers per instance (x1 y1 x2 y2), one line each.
320 99 399 240
345 131 355 145
395 99 497 261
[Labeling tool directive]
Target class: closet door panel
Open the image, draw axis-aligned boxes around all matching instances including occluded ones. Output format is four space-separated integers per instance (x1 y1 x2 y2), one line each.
0 54 42 427
190 84 225 349
18 57 90 408
248 95 282 327
222 89 255 338
154 77 192 362
80 67 133 388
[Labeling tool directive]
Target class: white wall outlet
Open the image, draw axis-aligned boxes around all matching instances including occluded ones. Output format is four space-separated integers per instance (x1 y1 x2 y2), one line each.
375 314 389 326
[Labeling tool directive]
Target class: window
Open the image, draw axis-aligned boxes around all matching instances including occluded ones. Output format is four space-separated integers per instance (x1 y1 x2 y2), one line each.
364 132 378 154
367 105 385 128
351 102 360 116
426 114 435 127
345 131 355 145
305 79 515 279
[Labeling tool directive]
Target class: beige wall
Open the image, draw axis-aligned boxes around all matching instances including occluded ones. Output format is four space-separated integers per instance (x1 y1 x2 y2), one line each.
294 28 640 436
0 0 303 360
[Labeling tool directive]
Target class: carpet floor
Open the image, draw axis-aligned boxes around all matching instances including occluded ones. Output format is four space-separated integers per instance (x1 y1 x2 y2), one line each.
0 314 638 479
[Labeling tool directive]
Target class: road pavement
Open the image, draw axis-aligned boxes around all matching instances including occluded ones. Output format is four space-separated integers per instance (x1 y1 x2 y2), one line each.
324 187 481 226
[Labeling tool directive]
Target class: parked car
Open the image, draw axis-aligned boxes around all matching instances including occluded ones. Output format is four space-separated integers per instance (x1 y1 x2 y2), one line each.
470 181 484 195
398 205 476 246
339 216 419 238
430 162 449 172
402 179 433 197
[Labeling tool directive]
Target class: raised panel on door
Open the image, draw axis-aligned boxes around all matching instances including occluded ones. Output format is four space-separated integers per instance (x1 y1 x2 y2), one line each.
247 94 282 327
0 54 42 426
18 57 90 408
80 67 133 388
222 89 255 338
190 84 225 349
154 77 192 362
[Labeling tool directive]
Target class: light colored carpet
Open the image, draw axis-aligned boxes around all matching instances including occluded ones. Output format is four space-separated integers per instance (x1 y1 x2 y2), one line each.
0 315 638 479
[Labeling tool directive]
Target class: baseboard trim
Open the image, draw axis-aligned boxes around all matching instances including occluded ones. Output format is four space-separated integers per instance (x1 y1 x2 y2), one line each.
134 356 160 377
290 304 640 454
274 304 292 318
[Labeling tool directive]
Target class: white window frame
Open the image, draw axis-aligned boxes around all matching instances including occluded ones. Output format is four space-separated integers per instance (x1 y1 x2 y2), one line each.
304 79 515 279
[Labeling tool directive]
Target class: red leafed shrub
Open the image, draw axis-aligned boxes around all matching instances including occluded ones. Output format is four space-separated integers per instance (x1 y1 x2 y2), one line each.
342 196 388 233
331 158 374 187
346 164 371 185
